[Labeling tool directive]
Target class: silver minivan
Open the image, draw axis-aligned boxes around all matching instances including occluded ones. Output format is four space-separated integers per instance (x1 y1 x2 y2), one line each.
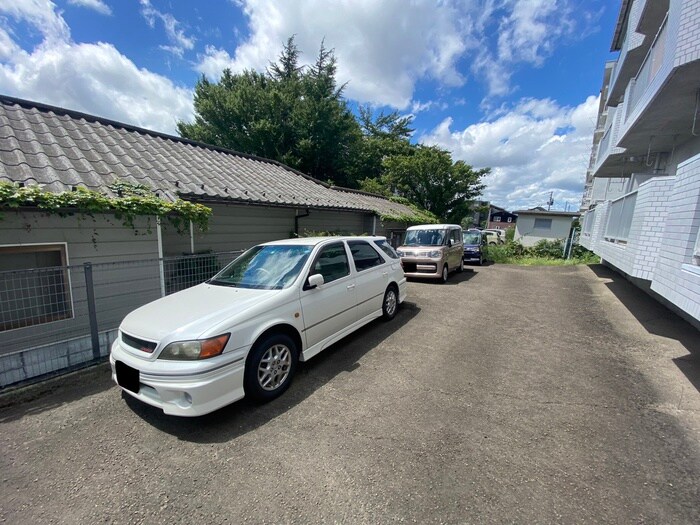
396 224 464 282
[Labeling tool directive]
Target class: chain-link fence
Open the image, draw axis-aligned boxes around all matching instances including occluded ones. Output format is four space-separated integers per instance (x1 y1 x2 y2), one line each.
0 250 243 387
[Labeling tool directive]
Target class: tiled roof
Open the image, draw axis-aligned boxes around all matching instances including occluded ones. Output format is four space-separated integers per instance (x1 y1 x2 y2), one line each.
514 209 580 217
0 95 421 220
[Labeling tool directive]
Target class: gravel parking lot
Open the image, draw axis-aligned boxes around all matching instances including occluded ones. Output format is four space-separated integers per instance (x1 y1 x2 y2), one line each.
1 263 699 524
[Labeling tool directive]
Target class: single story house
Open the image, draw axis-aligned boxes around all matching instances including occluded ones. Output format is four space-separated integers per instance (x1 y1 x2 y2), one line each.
513 209 580 247
0 95 431 386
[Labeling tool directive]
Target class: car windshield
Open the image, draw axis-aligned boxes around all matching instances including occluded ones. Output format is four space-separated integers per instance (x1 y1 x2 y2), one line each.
463 232 481 245
403 229 446 246
208 245 313 290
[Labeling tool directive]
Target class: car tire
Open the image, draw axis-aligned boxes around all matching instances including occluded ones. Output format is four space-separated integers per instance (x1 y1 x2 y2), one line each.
244 333 298 402
457 258 464 273
440 264 449 283
382 285 399 321
478 254 484 266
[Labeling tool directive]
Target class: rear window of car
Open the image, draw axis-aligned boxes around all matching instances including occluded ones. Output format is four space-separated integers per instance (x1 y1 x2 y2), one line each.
374 239 399 259
348 240 385 271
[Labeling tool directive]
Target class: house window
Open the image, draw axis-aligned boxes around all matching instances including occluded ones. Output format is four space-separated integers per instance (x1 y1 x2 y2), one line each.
494 216 501 222
0 244 72 331
694 227 700 262
507 217 512 223
534 218 552 230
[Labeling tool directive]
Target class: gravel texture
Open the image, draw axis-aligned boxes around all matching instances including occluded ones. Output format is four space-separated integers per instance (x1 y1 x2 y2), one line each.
1 263 699 524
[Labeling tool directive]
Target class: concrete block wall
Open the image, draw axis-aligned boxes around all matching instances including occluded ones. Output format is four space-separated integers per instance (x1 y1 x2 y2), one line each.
650 153 700 322
0 329 116 387
628 178 676 280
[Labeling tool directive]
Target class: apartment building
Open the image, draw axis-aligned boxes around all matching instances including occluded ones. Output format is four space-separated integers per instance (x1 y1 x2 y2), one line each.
580 0 700 327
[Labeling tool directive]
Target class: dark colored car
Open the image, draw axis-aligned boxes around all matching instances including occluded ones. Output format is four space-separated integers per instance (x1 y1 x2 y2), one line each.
463 230 487 265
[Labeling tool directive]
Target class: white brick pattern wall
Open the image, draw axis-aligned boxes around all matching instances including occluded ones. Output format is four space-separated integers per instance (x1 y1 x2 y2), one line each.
650 153 700 321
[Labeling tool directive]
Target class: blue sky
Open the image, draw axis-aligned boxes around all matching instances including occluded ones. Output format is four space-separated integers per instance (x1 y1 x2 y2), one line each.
0 0 620 211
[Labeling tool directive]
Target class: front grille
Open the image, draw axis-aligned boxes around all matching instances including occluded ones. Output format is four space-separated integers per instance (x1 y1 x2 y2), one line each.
122 332 157 353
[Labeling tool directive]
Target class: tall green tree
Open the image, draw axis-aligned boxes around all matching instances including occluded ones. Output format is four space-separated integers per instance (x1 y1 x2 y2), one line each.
177 37 361 187
353 106 415 189
381 145 488 223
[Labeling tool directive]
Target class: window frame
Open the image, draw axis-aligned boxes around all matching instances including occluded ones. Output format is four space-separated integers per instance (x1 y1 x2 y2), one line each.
0 242 74 332
308 241 350 285
533 218 553 230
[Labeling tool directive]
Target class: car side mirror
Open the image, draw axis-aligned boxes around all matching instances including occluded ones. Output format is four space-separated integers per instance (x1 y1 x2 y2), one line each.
306 273 324 290
447 239 452 247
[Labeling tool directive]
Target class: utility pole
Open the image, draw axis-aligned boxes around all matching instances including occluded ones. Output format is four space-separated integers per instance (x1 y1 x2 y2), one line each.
547 191 554 211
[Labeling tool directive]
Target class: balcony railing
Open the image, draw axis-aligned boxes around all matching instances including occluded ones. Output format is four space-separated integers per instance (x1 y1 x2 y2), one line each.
604 190 638 244
626 14 668 120
582 209 596 236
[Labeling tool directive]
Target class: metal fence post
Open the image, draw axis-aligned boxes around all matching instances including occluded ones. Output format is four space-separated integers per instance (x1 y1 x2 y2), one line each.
84 262 101 360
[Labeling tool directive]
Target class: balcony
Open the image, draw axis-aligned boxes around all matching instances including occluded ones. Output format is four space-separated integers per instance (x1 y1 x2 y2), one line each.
626 15 668 119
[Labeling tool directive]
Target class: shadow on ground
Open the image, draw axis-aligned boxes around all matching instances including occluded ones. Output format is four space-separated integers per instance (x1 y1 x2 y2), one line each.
588 264 700 393
406 268 479 286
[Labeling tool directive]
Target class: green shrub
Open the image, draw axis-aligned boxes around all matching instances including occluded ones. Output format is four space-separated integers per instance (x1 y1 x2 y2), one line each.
530 239 565 259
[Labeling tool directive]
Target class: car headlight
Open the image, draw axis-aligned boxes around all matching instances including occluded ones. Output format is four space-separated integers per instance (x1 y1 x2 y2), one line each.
426 250 441 258
159 334 230 360
396 250 405 257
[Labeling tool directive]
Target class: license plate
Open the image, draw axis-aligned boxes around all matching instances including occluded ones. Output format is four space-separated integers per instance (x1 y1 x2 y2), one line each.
115 361 140 393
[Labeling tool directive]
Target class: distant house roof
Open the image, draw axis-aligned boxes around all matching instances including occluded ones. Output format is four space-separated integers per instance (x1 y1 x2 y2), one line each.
514 209 580 218
0 95 424 221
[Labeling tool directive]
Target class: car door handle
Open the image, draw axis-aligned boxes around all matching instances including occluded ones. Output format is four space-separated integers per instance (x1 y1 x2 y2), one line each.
347 284 356 290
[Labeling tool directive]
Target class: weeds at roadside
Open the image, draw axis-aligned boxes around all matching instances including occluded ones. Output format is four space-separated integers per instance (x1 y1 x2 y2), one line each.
484 239 600 266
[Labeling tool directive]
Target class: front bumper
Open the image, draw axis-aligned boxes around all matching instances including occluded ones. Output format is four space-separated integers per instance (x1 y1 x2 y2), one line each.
463 250 482 262
400 257 443 279
110 340 246 417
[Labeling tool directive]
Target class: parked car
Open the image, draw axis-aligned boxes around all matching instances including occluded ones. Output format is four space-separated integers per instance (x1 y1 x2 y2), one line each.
482 230 504 245
463 230 487 265
110 236 406 416
396 224 464 282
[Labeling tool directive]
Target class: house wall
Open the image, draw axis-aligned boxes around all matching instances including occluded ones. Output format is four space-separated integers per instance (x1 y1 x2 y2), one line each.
514 216 574 247
298 209 367 236
0 210 160 264
0 210 161 386
161 203 377 256
161 203 296 255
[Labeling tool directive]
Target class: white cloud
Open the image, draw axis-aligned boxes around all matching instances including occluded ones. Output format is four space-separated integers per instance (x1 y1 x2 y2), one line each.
67 0 112 16
0 1 193 134
472 0 578 99
195 0 589 108
422 95 599 211
195 0 471 109
139 0 194 58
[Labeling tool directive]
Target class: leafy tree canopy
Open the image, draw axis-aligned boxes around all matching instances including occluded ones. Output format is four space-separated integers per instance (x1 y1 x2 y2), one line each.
178 37 361 187
379 145 488 224
178 37 488 223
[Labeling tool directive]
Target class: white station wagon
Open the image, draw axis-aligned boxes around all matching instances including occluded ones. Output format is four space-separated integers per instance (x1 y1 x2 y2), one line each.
110 236 406 416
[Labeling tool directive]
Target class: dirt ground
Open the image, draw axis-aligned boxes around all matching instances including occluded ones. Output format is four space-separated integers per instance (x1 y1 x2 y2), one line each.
1 263 699 524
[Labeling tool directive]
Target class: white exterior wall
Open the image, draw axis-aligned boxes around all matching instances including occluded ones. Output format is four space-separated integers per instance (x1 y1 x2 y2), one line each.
675 0 700 67
650 153 700 321
595 178 674 279
514 215 574 247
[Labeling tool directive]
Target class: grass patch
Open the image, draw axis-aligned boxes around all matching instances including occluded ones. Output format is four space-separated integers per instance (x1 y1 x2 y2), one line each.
484 239 600 266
